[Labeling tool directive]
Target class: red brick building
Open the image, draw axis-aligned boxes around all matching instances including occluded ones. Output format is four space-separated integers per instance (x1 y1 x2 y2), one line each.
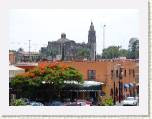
38 60 139 101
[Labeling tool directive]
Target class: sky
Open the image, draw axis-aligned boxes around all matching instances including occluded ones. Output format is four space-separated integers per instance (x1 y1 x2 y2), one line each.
9 9 139 54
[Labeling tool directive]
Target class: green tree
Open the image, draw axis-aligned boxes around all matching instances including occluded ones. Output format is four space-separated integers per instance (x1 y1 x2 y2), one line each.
77 48 90 59
10 63 83 102
119 49 128 57
96 54 102 60
17 48 24 52
102 46 129 59
102 46 120 59
128 38 139 59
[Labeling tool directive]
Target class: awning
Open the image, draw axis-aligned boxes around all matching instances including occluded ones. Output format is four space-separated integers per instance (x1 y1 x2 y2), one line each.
129 83 134 88
124 83 129 88
63 81 103 91
9 65 25 78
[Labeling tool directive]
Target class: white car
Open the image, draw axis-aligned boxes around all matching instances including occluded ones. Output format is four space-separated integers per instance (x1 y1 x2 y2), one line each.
26 101 44 106
122 97 137 106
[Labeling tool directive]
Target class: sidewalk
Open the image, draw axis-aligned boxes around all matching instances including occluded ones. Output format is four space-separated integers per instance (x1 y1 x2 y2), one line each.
115 101 123 106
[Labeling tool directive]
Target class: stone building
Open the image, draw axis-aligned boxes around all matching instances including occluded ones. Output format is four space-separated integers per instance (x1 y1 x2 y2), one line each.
40 22 96 61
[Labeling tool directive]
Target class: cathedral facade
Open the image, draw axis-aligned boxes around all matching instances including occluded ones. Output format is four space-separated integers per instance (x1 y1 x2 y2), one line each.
40 22 96 61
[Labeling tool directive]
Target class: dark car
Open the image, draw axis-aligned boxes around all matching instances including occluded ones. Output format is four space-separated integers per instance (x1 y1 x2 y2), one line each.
49 101 64 106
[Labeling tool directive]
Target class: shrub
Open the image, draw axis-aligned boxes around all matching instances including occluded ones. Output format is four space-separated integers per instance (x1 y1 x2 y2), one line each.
10 98 26 106
102 97 113 106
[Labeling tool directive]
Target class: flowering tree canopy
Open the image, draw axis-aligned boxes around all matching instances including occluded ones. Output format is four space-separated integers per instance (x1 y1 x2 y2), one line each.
10 62 83 88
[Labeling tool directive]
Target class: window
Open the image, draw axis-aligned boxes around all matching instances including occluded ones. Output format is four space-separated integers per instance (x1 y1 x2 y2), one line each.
111 70 113 79
116 70 118 77
129 69 131 75
124 69 126 77
110 88 113 96
88 70 96 80
119 68 123 79
133 69 135 77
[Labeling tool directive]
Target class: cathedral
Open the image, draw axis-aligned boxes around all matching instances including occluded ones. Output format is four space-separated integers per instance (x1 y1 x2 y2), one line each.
40 22 96 61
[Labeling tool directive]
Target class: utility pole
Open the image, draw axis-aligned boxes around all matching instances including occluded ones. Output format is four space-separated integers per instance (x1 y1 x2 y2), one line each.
29 40 31 62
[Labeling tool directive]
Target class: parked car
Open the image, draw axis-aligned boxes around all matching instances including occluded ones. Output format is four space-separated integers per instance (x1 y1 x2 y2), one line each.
28 101 44 106
122 97 137 106
49 101 64 106
64 102 81 106
76 100 92 106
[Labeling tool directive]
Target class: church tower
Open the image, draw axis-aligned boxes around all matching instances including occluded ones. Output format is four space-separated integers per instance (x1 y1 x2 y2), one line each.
88 22 96 60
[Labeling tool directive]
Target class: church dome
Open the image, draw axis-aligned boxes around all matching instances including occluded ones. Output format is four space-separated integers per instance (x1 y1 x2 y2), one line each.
61 33 66 39
57 33 70 43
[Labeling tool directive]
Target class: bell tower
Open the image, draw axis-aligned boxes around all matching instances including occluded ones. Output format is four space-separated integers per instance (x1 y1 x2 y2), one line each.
88 22 96 60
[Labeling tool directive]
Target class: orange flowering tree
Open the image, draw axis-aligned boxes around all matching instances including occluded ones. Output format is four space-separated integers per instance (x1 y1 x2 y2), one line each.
10 62 83 101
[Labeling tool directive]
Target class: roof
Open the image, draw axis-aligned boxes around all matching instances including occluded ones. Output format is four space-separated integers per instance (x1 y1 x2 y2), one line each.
63 81 104 91
15 62 38 66
57 38 71 43
9 65 25 71
57 33 71 43
17 51 39 55
64 80 103 86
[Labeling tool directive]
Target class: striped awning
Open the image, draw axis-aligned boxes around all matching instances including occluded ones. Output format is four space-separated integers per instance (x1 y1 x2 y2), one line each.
124 83 129 88
129 83 134 88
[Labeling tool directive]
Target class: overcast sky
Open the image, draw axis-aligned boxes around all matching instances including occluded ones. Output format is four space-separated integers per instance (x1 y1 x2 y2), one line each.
9 9 139 54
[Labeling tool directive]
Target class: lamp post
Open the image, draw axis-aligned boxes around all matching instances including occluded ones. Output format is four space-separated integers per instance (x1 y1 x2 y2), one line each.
102 25 106 51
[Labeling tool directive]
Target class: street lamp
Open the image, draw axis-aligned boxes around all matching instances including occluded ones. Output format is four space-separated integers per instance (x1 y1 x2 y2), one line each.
103 25 106 51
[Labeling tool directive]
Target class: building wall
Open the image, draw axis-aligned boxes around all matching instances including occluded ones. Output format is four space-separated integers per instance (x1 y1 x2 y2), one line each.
9 52 16 64
38 60 138 99
16 51 40 62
